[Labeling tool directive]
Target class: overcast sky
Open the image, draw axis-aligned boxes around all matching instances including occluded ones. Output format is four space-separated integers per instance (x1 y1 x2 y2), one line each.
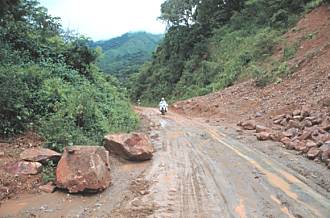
38 0 166 40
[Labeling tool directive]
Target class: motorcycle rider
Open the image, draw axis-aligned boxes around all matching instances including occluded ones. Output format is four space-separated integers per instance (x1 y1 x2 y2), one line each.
159 97 168 112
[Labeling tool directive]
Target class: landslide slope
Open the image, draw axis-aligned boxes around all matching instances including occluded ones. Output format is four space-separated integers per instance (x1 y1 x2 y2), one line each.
174 5 330 127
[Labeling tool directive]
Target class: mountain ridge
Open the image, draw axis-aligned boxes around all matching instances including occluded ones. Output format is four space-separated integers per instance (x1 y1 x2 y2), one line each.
90 32 163 80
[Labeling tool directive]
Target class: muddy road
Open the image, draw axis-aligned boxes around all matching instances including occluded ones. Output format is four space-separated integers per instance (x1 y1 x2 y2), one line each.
1 108 330 218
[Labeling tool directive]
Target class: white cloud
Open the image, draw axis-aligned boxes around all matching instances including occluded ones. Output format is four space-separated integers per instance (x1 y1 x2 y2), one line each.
39 0 166 40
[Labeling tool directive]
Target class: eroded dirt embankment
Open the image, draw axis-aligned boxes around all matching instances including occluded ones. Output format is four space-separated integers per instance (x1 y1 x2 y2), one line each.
173 5 330 125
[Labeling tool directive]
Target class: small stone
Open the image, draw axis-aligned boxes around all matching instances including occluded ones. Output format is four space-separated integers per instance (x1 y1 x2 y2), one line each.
311 118 323 125
280 119 288 126
256 132 271 141
288 120 303 129
95 203 102 207
39 182 56 193
240 120 257 130
280 137 292 147
302 120 313 128
283 128 299 138
139 190 150 195
301 106 311 117
306 140 317 149
256 125 270 133
307 147 321 160
169 188 177 192
273 114 286 121
273 119 282 125
292 110 301 116
0 151 4 157
131 199 143 207
299 129 313 141
293 116 303 121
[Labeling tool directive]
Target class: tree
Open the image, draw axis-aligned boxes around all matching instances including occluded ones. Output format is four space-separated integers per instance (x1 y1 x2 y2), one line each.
159 0 198 27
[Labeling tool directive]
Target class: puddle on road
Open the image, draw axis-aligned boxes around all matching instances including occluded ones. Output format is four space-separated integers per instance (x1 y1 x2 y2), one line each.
159 119 167 128
159 118 177 128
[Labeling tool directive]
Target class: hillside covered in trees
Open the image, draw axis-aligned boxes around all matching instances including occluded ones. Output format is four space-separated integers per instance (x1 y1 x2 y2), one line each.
90 32 163 81
129 0 330 104
0 0 138 151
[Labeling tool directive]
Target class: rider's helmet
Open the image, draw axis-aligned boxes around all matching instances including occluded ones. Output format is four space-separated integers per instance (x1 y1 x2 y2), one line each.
161 97 165 101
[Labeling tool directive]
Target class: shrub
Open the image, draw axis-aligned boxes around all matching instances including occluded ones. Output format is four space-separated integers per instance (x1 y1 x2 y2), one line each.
41 160 56 183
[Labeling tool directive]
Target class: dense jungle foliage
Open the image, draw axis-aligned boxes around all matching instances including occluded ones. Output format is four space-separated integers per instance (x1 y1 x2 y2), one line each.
90 32 163 81
0 0 138 151
129 0 329 104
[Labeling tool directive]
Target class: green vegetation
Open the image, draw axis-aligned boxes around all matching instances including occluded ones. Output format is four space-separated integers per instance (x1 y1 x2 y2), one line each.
129 0 329 104
90 32 163 81
41 160 56 183
0 0 138 151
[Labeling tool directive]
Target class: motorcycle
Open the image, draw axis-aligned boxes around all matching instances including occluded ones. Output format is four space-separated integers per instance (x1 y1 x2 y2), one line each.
160 106 167 115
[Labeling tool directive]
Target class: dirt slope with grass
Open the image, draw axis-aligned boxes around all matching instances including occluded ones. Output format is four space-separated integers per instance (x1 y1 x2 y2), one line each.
0 132 44 202
174 5 330 129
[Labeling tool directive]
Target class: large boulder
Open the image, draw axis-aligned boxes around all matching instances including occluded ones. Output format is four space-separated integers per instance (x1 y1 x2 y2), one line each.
103 133 154 161
56 146 111 193
20 148 61 163
6 161 42 175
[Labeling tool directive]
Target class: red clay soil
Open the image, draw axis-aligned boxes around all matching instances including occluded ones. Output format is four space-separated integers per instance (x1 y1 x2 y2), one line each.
174 5 330 127
0 132 44 203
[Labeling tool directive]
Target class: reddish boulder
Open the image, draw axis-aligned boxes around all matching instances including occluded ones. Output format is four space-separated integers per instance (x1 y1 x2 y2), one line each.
255 132 271 141
56 146 111 193
20 148 61 163
307 147 321 160
6 161 42 175
103 133 154 161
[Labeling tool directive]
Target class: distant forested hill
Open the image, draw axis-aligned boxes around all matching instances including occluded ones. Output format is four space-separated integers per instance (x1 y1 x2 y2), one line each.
90 32 163 80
